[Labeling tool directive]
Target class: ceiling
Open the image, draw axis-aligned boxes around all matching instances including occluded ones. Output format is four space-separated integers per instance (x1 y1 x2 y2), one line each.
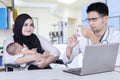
15 0 98 8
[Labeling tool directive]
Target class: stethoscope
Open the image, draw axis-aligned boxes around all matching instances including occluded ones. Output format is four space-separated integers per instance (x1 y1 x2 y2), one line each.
87 27 110 44
100 27 110 44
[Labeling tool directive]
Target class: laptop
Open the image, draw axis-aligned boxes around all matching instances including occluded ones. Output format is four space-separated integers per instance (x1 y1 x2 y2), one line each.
63 43 119 76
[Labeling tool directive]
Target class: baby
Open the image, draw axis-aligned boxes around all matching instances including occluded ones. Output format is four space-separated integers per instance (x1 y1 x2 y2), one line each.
6 42 49 57
6 42 50 65
7 42 37 56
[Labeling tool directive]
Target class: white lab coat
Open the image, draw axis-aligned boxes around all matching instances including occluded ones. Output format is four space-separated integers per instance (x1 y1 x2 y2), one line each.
62 27 120 66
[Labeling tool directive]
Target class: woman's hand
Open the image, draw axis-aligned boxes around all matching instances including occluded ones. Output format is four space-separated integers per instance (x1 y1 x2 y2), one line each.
36 55 57 68
35 58 47 68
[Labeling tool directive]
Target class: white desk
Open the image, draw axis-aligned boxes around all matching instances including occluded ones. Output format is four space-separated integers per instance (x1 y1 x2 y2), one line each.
0 69 120 80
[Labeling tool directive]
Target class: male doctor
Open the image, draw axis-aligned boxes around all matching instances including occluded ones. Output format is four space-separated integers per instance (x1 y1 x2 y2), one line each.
62 2 120 66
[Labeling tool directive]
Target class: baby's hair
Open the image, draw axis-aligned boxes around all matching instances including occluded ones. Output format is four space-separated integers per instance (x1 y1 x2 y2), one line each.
6 42 18 55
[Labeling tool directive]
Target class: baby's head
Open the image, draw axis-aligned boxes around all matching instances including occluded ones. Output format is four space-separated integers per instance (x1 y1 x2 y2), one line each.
6 42 23 55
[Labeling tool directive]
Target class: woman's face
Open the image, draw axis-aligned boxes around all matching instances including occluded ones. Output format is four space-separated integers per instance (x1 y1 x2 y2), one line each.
22 18 34 36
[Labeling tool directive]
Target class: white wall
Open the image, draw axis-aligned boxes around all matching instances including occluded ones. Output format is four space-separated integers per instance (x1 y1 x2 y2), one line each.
53 7 82 43
0 29 13 46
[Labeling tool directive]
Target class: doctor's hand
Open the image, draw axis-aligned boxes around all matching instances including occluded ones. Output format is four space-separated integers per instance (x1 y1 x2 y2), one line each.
80 26 99 44
67 34 80 48
79 25 94 39
66 34 80 59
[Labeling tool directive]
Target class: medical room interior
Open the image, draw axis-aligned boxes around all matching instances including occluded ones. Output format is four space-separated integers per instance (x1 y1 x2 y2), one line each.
0 0 120 73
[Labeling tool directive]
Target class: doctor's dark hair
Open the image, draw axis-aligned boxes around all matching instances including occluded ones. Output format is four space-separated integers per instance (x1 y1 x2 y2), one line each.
6 42 17 56
86 2 109 16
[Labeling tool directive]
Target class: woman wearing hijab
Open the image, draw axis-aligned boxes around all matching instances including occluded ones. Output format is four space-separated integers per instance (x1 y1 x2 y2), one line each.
3 13 60 70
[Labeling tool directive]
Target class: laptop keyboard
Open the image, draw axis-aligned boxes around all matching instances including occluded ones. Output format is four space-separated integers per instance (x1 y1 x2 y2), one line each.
63 68 81 75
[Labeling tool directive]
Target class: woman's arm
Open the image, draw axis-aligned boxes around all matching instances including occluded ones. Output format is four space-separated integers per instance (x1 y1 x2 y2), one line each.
15 54 42 64
37 35 60 57
42 51 50 58
36 35 60 68
36 55 57 68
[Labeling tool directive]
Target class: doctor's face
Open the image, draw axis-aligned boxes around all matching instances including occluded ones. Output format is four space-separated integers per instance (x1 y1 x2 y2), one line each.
22 19 34 36
87 11 108 33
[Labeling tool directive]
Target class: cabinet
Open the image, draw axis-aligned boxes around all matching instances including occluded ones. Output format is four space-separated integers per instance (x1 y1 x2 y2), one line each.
0 54 4 71
49 22 66 44
0 46 3 66
49 31 63 44
0 54 3 66
0 53 5 71
0 47 4 71
0 0 14 30
0 8 8 29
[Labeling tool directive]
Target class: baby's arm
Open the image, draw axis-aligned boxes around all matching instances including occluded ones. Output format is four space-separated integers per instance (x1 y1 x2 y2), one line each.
22 48 37 55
